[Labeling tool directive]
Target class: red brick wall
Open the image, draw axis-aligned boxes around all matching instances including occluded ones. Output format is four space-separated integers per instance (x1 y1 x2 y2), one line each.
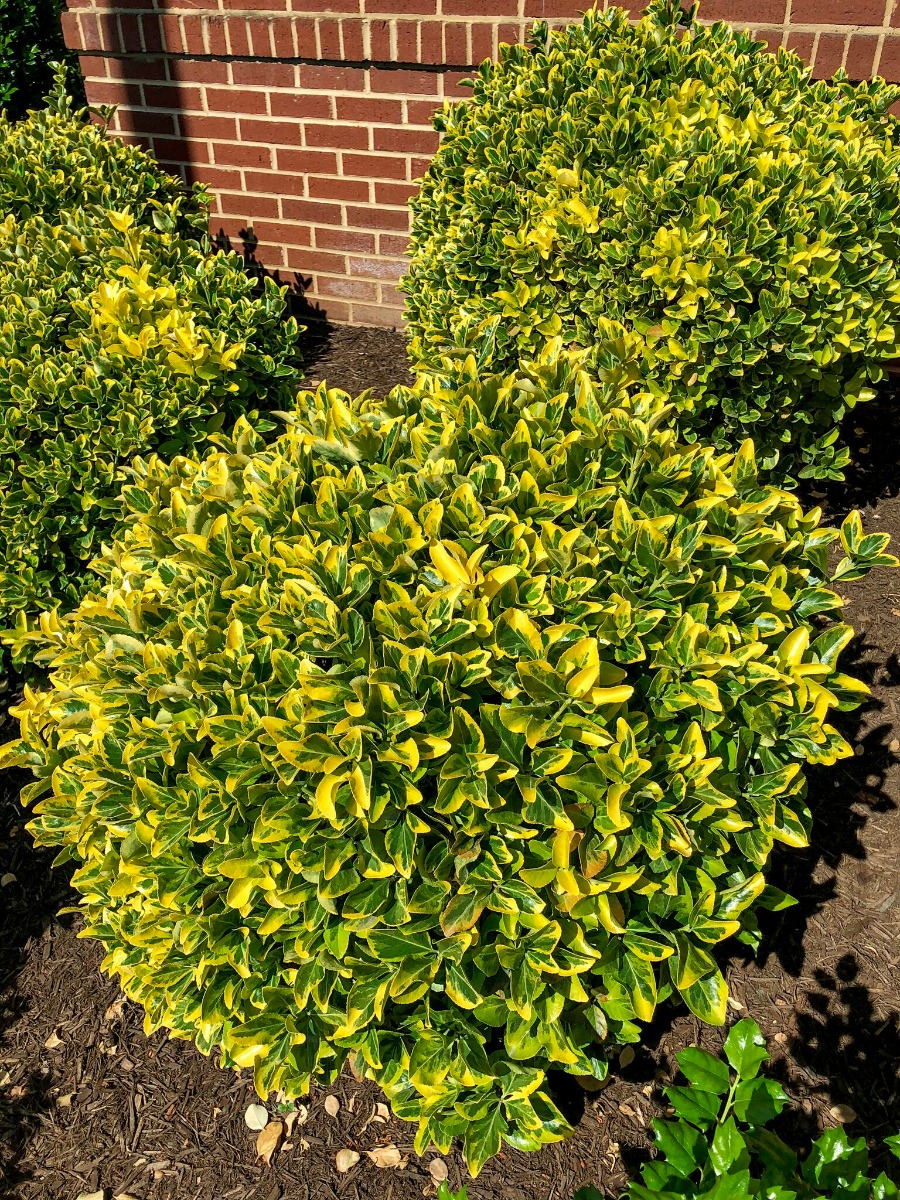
61 0 900 329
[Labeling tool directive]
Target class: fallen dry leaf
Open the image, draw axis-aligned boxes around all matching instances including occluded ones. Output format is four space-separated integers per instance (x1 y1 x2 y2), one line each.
618 1045 635 1067
324 1094 341 1117
376 1101 390 1120
75 1193 106 1200
830 1104 858 1124
726 995 746 1011
774 1032 788 1045
104 997 126 1023
336 1148 360 1173
114 1194 141 1200
0 873 16 887
429 1157 449 1183
256 1119 284 1165
56 1092 75 1108
367 1144 403 1168
43 1031 63 1050
244 1103 269 1131
348 1093 357 1113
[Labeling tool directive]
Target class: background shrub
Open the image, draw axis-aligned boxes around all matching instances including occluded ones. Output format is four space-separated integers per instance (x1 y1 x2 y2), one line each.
0 2 84 121
4 354 894 1172
0 82 302 642
404 0 900 482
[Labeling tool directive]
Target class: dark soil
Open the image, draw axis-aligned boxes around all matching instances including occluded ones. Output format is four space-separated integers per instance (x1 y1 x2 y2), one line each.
1 326 899 1200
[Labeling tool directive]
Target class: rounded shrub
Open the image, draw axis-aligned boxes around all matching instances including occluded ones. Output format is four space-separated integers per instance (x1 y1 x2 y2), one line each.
0 84 303 642
3 355 894 1173
404 0 900 482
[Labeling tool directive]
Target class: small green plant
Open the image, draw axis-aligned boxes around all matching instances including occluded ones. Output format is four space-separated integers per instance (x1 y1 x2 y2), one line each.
405 0 900 482
3 354 895 1175
606 1018 900 1200
0 78 302 643
437 1185 468 1200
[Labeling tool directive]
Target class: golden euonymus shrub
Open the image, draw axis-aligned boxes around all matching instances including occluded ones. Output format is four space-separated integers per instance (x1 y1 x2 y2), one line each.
4 355 894 1173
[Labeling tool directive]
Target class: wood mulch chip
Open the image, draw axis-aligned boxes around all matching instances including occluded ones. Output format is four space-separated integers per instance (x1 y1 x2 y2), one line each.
1 326 899 1200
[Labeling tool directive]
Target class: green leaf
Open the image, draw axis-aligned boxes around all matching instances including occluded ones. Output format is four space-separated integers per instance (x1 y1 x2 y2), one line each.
651 1118 707 1178
463 1106 506 1176
666 1084 723 1129
679 971 728 1026
710 1117 749 1175
732 1076 788 1124
676 1047 732 1094
723 1018 768 1079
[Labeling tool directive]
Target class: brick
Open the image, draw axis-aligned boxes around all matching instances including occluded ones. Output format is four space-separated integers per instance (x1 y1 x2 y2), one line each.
140 13 164 52
308 174 371 201
522 0 582 16
341 18 366 60
443 21 468 64
215 142 275 169
470 22 494 64
78 14 104 51
118 14 142 52
272 17 297 57
813 32 847 78
336 95 403 122
349 303 403 327
364 0 436 11
182 15 206 54
317 275 379 301
245 16 272 57
277 146 340 172
300 64 367 90
232 61 296 89
206 87 269 115
60 10 79 47
373 125 439 153
85 81 134 107
419 19 442 62
270 92 333 120
793 0 884 20
318 17 342 57
205 14 228 55
395 18 418 61
785 32 815 63
287 249 349 274
374 180 420 205
878 37 900 79
305 122 370 149
442 72 476 98
378 233 410 256
310 297 352 323
497 21 523 49
406 98 442 126
179 114 239 141
845 34 879 78
227 16 251 56
247 170 307 196
118 108 177 136
369 66 440 93
342 151 407 178
316 226 377 252
368 17 393 60
410 155 434 178
289 0 359 11
252 220 314 246
700 0 785 20
282 197 345 224
152 137 211 165
379 283 406 308
348 255 405 279
240 118 301 146
195 166 245 192
219 192 282 219
752 28 782 52
345 204 411 230
142 84 204 111
177 59 229 85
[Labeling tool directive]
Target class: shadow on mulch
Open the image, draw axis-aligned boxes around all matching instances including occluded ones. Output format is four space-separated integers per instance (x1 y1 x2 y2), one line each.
0 672 79 1199
0 336 898 1200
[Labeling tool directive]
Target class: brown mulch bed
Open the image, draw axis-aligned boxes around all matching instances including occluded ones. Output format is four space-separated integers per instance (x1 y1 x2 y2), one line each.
1 326 899 1200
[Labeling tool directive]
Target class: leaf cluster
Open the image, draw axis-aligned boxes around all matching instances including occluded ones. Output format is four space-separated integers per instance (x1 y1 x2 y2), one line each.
4 352 894 1173
0 10 84 121
616 1018 900 1200
404 0 900 482
0 84 303 641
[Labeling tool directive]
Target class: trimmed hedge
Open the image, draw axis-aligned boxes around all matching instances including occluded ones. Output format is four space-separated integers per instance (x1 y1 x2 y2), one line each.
3 353 894 1173
404 0 900 482
0 82 302 643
